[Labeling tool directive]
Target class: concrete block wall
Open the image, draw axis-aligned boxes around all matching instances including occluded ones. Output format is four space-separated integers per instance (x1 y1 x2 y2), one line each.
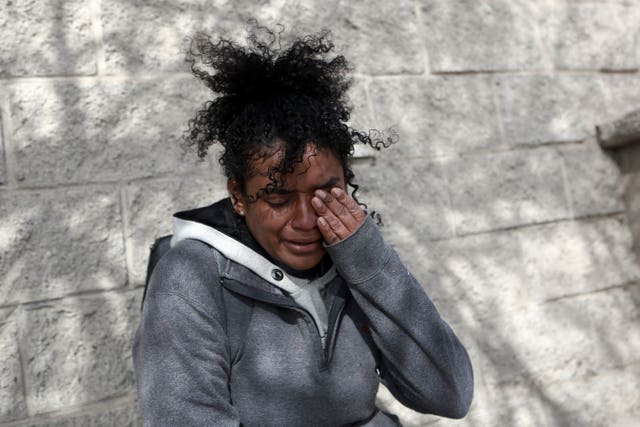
1 1 639 426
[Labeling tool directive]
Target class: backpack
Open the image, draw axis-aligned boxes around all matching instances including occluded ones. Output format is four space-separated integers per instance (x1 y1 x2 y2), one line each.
142 235 253 362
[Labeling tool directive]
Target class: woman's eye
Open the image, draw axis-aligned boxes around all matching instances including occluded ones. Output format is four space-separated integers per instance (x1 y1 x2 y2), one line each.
266 198 290 208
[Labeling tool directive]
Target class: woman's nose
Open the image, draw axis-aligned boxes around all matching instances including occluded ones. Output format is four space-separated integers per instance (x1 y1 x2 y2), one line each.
291 196 318 230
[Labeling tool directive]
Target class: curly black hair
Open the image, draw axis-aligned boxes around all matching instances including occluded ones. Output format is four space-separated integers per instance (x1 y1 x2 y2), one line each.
183 23 395 205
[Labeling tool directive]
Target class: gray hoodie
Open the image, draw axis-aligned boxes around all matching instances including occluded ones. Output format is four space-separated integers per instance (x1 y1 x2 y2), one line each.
133 199 473 426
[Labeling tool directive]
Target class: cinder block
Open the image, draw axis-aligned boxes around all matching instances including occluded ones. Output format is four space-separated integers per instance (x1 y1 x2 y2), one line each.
471 321 640 427
369 76 500 157
540 2 639 71
0 308 27 422
20 290 141 414
399 216 640 326
301 0 425 75
586 285 640 370
541 364 640 427
420 0 544 72
601 74 640 122
0 0 96 76
545 365 640 427
389 240 452 312
8 78 211 185
461 365 640 427
445 148 571 234
102 0 231 74
426 230 531 325
519 218 640 301
0 118 5 185
349 79 377 158
352 159 453 242
472 284 640 390
125 176 228 285
559 141 625 217
473 297 595 386
103 0 424 75
495 74 607 145
0 187 126 305
347 78 372 134
18 404 141 427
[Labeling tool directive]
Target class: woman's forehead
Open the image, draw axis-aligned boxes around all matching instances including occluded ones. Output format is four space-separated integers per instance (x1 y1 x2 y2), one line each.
247 144 332 176
245 145 344 190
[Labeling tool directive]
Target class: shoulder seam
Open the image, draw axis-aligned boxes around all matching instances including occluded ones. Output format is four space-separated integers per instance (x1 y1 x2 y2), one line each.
147 290 226 328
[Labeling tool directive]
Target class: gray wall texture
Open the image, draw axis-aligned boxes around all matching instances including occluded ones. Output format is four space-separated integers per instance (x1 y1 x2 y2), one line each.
1 0 640 426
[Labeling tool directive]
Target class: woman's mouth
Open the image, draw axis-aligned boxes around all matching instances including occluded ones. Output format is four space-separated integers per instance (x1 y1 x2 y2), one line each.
283 239 323 254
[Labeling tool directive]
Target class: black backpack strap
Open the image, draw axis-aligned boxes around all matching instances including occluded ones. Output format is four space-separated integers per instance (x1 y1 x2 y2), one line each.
142 235 173 309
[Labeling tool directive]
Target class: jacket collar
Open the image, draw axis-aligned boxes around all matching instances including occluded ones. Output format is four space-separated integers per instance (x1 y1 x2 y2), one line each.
171 215 337 293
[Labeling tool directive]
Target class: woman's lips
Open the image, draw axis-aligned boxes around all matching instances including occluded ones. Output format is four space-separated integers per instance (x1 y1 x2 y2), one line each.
283 239 323 254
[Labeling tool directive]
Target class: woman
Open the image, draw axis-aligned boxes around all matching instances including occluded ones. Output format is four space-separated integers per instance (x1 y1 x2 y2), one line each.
133 26 473 426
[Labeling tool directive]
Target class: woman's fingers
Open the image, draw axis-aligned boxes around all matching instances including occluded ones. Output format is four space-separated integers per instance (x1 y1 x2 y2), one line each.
311 195 349 241
330 187 366 223
312 187 365 242
317 216 341 245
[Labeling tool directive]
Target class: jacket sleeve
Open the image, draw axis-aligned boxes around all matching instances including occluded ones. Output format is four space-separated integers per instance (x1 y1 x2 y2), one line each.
132 240 241 426
325 217 474 419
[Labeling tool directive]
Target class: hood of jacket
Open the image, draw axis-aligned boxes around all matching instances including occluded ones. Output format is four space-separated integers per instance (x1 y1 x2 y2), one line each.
170 198 337 341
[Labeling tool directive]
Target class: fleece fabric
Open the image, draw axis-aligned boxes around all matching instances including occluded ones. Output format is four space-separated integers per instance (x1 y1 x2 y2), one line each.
133 198 473 426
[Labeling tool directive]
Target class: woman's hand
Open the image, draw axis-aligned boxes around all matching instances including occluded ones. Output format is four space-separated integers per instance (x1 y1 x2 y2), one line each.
311 187 366 244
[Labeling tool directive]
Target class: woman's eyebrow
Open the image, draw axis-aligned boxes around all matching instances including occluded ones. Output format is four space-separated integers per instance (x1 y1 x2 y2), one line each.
264 176 341 195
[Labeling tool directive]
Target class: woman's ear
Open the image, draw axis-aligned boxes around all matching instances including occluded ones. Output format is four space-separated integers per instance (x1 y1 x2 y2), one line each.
227 178 246 217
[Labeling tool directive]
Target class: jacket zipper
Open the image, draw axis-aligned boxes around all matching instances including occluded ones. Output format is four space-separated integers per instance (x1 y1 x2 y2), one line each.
221 278 347 369
322 296 346 369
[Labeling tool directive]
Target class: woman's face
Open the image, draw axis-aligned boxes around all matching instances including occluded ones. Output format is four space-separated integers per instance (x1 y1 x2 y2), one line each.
229 144 345 271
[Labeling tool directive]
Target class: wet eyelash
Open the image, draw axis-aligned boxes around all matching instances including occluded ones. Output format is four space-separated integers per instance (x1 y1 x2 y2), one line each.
266 199 290 208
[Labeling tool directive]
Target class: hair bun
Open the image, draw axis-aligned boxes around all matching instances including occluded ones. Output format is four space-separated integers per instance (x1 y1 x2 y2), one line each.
187 27 350 109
